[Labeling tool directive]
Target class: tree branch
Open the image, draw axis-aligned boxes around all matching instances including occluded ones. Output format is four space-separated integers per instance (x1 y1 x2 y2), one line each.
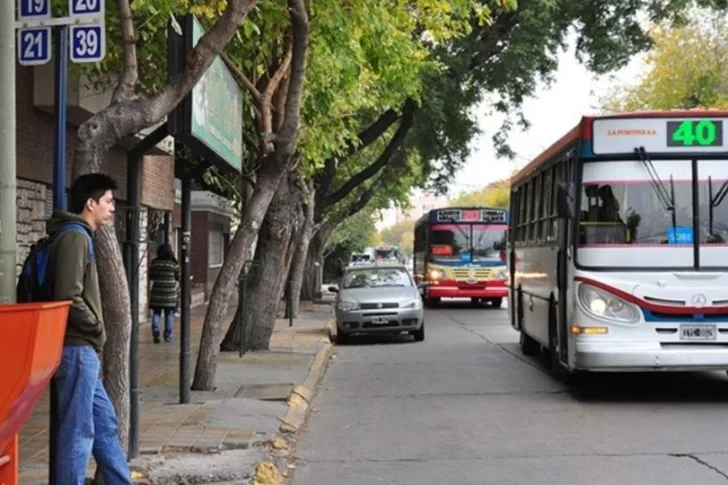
261 35 293 136
221 51 262 108
323 98 417 208
147 0 259 124
273 0 309 166
341 106 403 163
313 103 405 214
77 0 260 169
112 0 138 102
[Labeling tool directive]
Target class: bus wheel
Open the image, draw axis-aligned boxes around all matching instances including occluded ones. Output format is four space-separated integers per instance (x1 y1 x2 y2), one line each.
491 298 503 308
519 331 541 356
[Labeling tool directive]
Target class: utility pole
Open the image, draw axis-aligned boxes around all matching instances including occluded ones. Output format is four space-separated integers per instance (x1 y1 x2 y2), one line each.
0 0 17 304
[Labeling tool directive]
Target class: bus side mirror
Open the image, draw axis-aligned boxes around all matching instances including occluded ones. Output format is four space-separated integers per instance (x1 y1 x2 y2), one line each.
556 184 571 219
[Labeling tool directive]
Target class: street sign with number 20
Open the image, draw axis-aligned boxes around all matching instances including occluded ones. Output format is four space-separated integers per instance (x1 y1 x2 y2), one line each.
69 0 103 16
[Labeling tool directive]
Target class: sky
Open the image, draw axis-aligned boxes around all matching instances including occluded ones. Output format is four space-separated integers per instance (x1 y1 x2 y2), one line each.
449 37 647 194
377 33 647 228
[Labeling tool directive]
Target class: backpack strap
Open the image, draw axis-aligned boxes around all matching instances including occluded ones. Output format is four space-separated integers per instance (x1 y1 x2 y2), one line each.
53 221 94 262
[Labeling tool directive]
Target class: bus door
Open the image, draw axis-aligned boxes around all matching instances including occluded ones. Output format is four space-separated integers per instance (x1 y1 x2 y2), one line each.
555 182 573 364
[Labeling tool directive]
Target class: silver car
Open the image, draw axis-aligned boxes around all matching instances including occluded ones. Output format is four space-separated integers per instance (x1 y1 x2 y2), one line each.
329 263 425 344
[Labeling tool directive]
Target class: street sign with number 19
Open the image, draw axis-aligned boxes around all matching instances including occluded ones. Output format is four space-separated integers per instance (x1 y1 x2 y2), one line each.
18 0 51 19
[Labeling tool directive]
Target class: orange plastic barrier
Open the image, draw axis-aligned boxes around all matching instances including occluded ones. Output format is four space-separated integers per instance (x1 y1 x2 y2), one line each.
0 301 70 485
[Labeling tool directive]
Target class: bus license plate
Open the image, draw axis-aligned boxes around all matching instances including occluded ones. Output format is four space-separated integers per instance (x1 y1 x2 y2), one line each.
371 317 389 325
680 324 717 341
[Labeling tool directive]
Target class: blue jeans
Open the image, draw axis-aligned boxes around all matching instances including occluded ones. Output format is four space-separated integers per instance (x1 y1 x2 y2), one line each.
52 346 131 485
151 308 175 340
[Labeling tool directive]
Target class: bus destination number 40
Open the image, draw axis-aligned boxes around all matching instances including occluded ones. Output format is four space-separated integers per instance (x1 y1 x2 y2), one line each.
667 119 724 147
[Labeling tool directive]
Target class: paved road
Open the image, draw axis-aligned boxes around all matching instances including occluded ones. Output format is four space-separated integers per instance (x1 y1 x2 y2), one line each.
291 301 728 485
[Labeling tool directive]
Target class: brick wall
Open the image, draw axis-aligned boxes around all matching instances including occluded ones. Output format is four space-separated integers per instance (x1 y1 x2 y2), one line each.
142 155 174 211
15 179 47 271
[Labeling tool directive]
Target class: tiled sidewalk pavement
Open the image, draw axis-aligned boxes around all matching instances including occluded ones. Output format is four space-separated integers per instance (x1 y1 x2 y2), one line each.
18 299 333 483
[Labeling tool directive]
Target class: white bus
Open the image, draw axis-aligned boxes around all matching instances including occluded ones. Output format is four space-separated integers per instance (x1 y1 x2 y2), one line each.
508 110 728 381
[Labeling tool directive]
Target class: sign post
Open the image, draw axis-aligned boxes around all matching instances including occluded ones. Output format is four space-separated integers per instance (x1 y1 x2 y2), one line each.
15 0 106 209
15 2 106 482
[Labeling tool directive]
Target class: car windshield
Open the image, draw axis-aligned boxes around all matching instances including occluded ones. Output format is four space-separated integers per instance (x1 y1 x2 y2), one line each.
342 267 412 289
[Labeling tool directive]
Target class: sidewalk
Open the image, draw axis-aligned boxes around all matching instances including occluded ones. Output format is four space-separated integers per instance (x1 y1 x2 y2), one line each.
18 298 335 484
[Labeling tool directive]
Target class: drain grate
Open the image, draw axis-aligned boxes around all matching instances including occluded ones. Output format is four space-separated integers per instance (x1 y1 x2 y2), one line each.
235 383 295 401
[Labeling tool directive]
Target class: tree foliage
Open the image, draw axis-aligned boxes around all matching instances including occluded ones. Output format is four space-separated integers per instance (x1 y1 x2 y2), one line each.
378 219 416 255
449 178 511 208
600 8 728 111
327 210 379 255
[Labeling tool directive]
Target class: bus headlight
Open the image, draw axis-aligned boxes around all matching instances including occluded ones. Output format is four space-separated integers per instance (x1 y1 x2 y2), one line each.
577 284 640 324
429 269 445 280
494 269 508 280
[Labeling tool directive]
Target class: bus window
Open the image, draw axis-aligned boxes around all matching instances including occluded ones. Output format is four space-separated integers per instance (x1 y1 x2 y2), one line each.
430 224 469 261
579 163 693 247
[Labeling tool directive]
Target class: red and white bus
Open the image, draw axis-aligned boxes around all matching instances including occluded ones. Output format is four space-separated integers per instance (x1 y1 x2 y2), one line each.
414 207 508 307
509 110 728 380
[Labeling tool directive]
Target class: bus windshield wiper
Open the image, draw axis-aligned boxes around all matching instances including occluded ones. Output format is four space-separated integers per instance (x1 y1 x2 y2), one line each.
708 176 728 235
446 216 471 249
635 146 675 212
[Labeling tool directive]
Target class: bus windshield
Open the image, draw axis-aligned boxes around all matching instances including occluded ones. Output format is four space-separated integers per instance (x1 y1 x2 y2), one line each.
430 224 470 261
472 224 507 262
429 223 506 262
577 159 728 268
374 247 399 261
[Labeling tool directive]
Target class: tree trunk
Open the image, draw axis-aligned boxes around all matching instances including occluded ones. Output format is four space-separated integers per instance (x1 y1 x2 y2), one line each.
192 166 282 390
287 186 315 316
219 305 241 352
192 0 309 390
95 224 131 454
298 238 318 302
246 175 302 350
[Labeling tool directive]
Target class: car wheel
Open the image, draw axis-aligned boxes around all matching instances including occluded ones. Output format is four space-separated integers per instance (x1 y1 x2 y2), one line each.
335 332 349 345
491 298 503 308
412 322 425 342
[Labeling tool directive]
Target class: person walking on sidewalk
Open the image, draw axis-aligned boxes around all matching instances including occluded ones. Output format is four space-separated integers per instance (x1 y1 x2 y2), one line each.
48 174 148 485
148 243 180 343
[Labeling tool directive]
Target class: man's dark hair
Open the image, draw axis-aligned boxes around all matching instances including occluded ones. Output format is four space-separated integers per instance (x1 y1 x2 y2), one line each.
69 173 118 214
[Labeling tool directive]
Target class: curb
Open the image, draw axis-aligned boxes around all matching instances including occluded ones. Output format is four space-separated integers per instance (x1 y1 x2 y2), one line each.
323 318 336 343
279 320 336 433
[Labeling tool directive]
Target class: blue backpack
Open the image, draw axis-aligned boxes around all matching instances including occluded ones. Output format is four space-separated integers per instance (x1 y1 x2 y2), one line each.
17 222 94 303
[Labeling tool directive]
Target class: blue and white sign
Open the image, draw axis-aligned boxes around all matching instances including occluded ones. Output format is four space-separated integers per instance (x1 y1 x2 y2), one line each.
667 226 693 245
18 0 51 20
70 25 106 63
69 0 104 17
17 27 51 66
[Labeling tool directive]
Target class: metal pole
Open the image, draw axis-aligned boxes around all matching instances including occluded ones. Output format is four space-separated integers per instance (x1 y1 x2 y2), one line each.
288 280 293 327
53 27 68 209
0 0 17 305
49 26 69 485
126 154 142 459
179 171 192 404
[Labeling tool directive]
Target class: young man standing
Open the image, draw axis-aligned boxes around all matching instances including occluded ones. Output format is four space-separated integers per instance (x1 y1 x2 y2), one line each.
49 174 146 484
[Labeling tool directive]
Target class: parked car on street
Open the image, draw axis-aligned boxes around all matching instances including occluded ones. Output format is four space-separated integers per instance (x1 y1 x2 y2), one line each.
329 262 425 344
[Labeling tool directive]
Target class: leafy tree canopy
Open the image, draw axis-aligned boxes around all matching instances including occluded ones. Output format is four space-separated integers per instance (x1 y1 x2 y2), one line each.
600 7 728 111
449 178 511 208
